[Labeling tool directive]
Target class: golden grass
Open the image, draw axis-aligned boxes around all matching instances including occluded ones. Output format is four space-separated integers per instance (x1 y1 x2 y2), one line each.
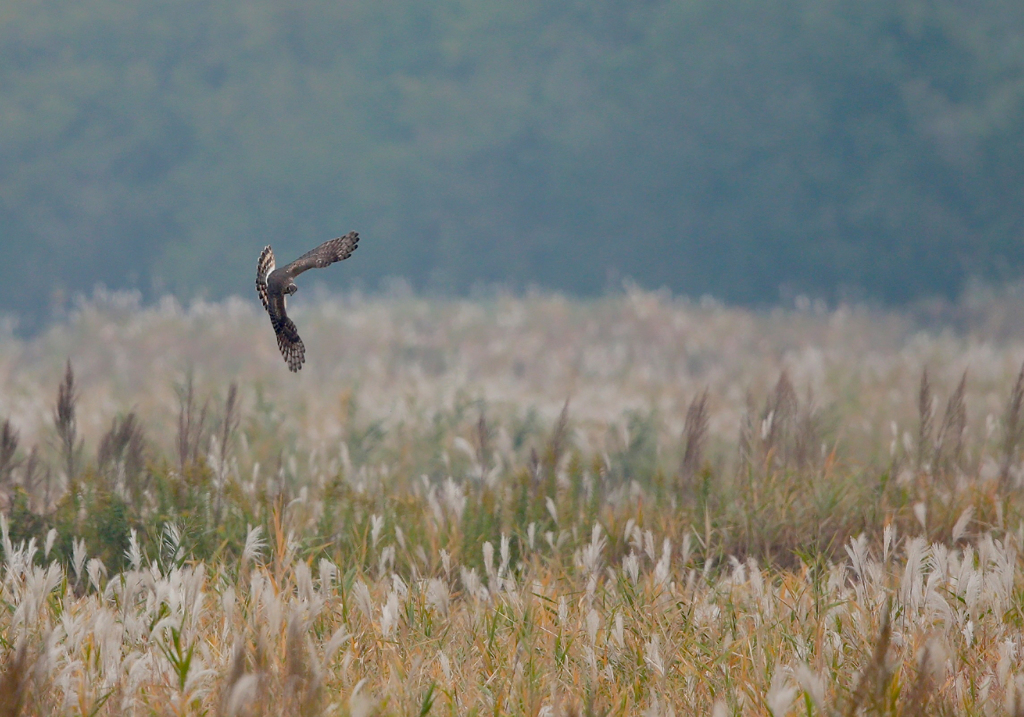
1 287 1024 715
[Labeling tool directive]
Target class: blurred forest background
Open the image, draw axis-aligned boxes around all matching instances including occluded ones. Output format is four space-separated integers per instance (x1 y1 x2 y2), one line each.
2 0 1024 330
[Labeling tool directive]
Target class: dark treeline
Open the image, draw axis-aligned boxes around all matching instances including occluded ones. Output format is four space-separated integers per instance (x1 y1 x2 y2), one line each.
2 0 1023 327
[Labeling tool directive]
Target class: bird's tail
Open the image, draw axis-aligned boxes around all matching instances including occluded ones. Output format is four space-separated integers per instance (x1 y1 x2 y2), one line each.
255 245 275 311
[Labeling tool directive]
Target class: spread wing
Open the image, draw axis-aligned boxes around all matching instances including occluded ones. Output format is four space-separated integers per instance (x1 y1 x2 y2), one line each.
255 245 275 313
268 293 305 372
281 232 360 279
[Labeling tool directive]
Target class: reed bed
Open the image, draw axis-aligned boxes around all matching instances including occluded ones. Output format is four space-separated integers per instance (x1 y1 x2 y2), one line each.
2 287 1024 715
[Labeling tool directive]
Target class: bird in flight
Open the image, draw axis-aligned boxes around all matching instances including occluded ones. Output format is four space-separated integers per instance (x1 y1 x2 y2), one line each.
256 232 360 371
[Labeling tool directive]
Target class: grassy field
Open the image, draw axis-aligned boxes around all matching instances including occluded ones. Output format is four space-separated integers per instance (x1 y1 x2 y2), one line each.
3 287 1024 715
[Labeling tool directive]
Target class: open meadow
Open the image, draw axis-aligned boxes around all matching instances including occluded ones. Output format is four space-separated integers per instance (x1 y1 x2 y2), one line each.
3 287 1024 715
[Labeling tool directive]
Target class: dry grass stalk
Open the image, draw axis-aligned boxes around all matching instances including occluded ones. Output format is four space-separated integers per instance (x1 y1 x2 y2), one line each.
0 419 19 486
1000 361 1024 489
19 447 41 512
219 639 248 716
284 613 322 716
546 398 571 469
97 411 147 498
475 410 490 473
933 371 967 480
916 368 933 472
0 420 19 512
737 390 757 475
176 372 208 472
529 446 541 486
763 371 798 470
220 382 239 463
680 390 709 489
0 643 30 717
214 382 239 520
844 603 893 717
792 388 820 471
53 359 81 482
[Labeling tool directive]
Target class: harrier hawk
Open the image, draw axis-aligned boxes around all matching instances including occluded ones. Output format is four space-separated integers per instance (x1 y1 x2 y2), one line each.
256 232 360 371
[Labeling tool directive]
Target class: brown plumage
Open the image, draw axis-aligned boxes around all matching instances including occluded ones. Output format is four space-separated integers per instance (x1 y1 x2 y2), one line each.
255 232 360 371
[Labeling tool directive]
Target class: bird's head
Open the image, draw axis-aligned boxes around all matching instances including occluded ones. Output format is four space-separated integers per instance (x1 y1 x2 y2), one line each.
285 282 298 296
